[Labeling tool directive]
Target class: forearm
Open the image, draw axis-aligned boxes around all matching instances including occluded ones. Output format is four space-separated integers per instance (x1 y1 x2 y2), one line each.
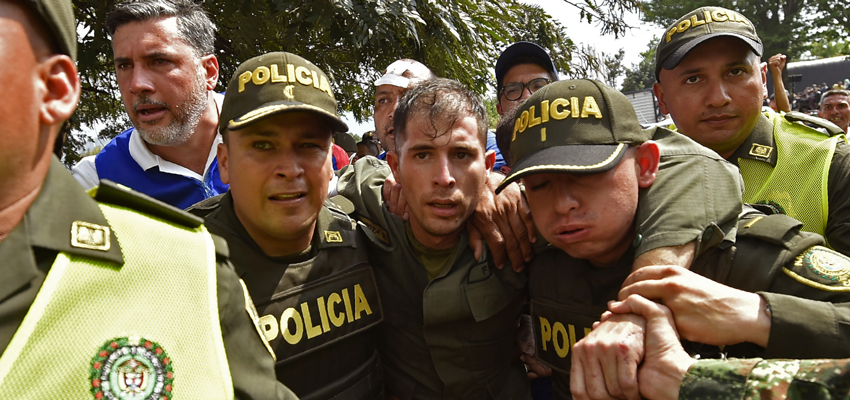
771 73 791 112
760 292 850 358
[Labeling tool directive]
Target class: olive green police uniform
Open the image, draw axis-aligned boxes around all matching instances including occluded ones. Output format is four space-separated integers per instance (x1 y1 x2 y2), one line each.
337 158 531 400
193 52 383 399
681 357 850 399
0 158 296 400
728 112 850 255
189 193 384 399
497 79 850 399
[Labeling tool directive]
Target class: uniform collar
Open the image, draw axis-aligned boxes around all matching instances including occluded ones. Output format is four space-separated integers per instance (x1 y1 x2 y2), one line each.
214 192 356 268
0 157 124 302
728 113 777 167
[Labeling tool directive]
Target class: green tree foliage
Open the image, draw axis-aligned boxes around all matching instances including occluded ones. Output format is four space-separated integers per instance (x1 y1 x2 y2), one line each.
621 37 657 92
67 0 642 166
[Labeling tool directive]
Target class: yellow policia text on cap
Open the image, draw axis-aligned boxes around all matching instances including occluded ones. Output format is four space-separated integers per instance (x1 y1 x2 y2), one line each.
219 51 348 135
237 63 334 98
664 9 752 44
513 96 603 142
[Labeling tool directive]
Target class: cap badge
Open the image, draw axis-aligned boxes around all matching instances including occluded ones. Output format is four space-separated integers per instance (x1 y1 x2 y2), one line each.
90 336 174 400
284 85 295 100
748 143 773 158
71 221 110 251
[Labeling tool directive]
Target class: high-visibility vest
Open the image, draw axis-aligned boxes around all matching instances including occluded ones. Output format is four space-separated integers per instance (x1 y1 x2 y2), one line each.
0 201 233 400
738 113 840 242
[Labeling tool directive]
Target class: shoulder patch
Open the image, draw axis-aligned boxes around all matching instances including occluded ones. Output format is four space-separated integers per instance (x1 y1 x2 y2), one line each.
737 213 803 247
357 215 390 247
94 180 203 228
784 111 845 137
783 246 850 292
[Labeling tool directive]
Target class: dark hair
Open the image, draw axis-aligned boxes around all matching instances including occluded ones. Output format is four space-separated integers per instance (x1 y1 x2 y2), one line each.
107 0 215 57
494 106 517 166
393 78 488 152
821 89 850 108
497 55 558 92
357 140 379 156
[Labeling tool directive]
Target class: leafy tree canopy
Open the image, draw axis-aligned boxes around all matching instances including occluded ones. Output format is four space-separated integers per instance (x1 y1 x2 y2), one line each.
65 0 639 166
621 37 657 92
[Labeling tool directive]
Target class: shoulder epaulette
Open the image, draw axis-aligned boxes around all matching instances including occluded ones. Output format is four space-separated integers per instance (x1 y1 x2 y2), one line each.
185 193 225 218
783 246 850 292
324 196 356 230
737 212 803 247
784 111 845 137
93 180 204 229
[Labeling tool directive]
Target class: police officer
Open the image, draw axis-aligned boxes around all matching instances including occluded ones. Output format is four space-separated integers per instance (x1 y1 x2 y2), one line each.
187 52 383 399
653 6 850 255
496 79 850 399
0 0 295 398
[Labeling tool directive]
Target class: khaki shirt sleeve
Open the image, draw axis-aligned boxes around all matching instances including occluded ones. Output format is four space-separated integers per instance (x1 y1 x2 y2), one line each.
760 292 850 359
216 260 299 400
636 129 744 256
680 358 850 400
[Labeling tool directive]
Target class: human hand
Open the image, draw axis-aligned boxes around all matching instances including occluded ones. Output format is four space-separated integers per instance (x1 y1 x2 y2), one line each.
570 313 646 400
768 54 787 74
618 265 770 347
608 295 696 400
382 173 408 220
522 353 553 380
469 177 535 271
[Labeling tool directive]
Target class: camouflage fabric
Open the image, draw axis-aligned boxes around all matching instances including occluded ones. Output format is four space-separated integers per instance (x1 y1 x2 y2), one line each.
680 358 850 399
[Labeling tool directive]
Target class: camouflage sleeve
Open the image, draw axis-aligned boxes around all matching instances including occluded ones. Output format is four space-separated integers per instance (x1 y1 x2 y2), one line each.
680 358 850 400
635 128 744 257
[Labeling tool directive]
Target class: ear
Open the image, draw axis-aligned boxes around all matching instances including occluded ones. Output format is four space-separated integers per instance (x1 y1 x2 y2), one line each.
484 150 496 171
499 165 512 174
217 141 230 184
635 141 660 188
496 102 503 116
386 150 402 186
653 82 669 116
759 62 768 100
201 54 220 91
38 54 80 126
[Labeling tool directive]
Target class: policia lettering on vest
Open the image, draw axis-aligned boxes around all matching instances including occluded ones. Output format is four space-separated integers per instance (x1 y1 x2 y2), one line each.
0 0 295 398
187 51 384 400
498 78 850 399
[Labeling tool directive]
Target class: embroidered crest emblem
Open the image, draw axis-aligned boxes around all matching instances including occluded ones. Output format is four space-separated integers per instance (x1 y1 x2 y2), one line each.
795 246 850 285
748 143 773 158
71 221 110 251
325 231 343 243
283 85 295 100
90 337 174 400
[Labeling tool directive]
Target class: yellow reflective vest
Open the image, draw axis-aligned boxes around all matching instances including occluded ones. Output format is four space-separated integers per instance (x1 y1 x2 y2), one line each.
0 201 233 400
